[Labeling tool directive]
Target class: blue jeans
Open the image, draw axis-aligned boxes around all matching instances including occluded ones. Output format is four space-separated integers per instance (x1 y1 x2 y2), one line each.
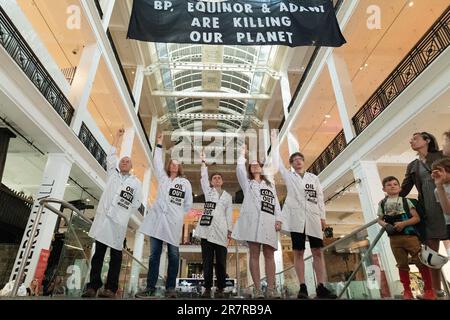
147 237 180 290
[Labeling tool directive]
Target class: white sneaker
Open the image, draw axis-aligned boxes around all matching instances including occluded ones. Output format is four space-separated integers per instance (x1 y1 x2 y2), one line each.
266 288 281 299
253 289 265 299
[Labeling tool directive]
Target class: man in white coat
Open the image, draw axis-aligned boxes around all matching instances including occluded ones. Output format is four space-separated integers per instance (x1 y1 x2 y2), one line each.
272 131 336 299
136 134 193 298
82 128 142 298
194 151 233 298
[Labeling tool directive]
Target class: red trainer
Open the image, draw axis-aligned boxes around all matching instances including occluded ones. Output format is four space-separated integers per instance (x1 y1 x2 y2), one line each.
423 289 436 300
403 289 413 300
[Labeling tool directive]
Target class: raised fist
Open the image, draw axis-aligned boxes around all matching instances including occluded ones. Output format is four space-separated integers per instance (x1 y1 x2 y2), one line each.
157 133 163 145
241 143 247 156
200 149 206 163
270 129 278 142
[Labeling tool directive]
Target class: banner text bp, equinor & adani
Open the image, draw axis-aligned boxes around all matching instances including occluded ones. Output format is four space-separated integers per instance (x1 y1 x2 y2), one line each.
127 0 346 47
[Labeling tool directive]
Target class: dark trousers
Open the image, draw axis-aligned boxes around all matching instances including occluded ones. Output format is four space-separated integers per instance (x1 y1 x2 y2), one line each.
201 239 227 290
86 241 122 293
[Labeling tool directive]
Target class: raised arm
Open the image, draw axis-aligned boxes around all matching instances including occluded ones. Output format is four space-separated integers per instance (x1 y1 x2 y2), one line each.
107 128 124 176
236 144 249 191
184 181 193 214
226 197 233 233
274 190 283 231
131 181 143 211
200 150 211 195
153 133 168 183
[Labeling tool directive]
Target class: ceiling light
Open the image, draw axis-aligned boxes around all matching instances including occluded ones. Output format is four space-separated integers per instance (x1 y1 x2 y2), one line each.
359 66 364 70
408 1 414 7
323 120 328 124
86 198 90 202
325 114 331 118
364 63 368 67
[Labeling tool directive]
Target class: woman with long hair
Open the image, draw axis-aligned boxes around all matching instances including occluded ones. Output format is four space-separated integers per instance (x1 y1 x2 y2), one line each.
137 133 193 299
231 144 283 299
400 131 446 298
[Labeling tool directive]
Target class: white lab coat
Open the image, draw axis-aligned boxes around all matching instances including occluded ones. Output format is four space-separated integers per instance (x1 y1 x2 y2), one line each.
139 147 193 247
231 156 282 250
89 147 143 251
277 161 325 240
194 165 233 248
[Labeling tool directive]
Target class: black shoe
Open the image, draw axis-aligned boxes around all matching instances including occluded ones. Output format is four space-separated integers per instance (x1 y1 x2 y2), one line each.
98 289 116 299
201 289 211 299
297 284 309 299
214 290 225 299
165 288 177 298
316 284 337 299
81 288 97 298
135 288 156 299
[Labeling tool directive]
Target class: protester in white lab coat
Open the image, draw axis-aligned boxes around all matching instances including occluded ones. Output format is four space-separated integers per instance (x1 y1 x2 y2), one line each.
136 134 193 299
83 128 142 299
232 144 282 299
271 131 336 299
194 151 233 298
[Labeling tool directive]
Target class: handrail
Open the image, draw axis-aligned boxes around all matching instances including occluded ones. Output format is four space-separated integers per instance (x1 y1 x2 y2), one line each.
11 197 150 297
247 217 450 299
311 218 378 255
62 205 150 273
56 200 150 273
258 219 379 287
11 198 81 296
336 227 385 298
246 218 379 291
122 248 148 272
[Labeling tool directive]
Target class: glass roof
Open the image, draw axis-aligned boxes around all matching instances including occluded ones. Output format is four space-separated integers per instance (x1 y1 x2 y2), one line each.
151 43 281 131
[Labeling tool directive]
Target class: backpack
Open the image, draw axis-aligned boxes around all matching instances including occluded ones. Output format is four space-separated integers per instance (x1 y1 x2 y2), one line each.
380 196 426 242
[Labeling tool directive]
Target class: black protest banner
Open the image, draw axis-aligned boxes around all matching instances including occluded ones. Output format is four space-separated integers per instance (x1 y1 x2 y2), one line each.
127 0 346 47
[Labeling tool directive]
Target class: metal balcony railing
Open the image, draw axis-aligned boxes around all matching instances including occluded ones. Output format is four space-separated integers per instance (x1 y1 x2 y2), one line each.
308 6 450 176
352 7 450 135
309 130 347 176
78 122 107 170
0 7 75 126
